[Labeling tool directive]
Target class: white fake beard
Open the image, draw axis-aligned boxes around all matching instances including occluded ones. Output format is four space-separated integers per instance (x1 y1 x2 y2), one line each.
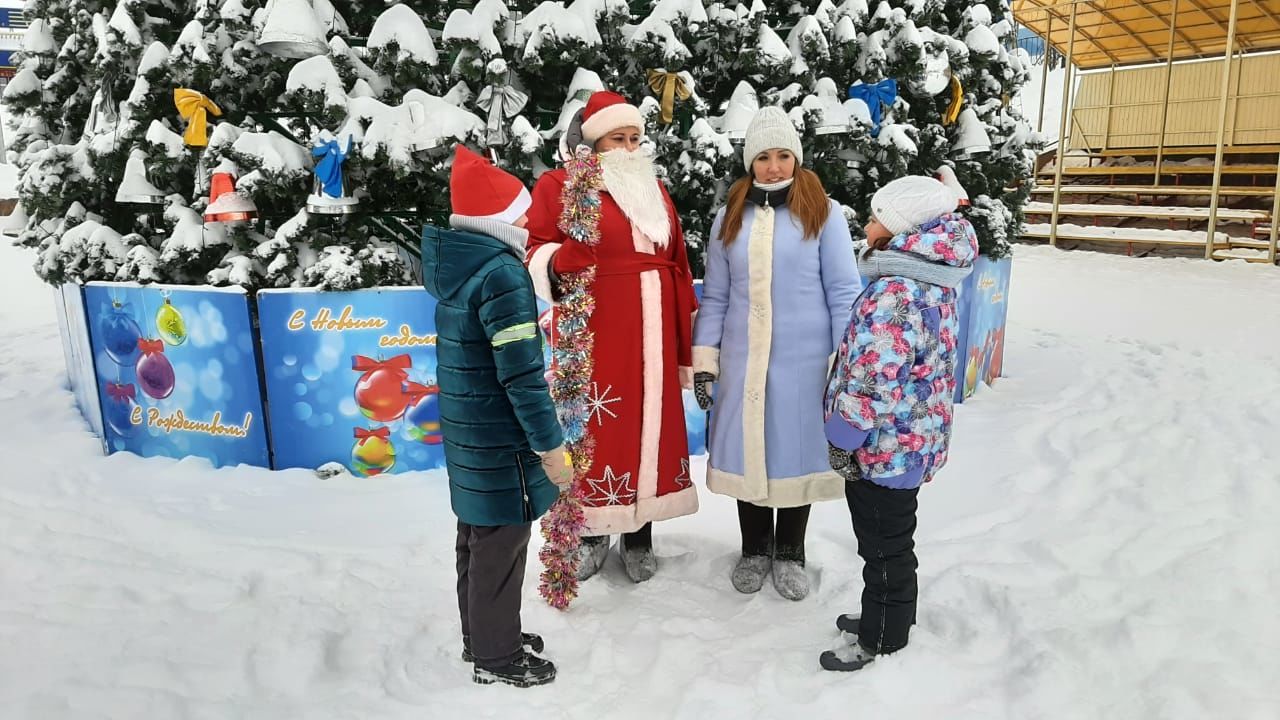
599 147 671 247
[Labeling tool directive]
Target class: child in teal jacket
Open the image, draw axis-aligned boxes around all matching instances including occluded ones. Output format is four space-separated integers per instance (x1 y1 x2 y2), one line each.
422 145 572 688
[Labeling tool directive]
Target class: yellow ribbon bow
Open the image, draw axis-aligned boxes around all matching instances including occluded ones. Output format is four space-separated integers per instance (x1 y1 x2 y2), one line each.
646 69 691 126
174 88 222 147
943 75 964 126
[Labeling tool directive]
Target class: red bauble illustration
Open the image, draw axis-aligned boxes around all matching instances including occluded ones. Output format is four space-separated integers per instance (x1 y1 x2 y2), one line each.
352 354 433 423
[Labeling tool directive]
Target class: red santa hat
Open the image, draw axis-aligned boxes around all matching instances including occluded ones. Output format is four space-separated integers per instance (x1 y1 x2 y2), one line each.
580 90 645 146
449 145 532 224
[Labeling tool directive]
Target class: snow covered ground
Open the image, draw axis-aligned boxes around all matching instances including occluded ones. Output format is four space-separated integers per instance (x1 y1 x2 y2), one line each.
3 241 1280 719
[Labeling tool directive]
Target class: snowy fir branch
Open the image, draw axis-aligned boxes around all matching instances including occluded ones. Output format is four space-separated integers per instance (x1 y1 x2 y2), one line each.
3 0 1036 289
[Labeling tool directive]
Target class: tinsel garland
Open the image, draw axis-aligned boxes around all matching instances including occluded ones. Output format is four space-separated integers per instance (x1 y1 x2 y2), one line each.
538 147 604 611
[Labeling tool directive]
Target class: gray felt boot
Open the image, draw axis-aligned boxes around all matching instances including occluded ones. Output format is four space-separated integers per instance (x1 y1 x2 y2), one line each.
621 546 657 583
772 559 810 601
731 554 772 594
574 537 610 581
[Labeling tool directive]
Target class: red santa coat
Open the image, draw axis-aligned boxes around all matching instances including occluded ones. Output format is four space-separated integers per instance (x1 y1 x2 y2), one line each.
526 168 700 535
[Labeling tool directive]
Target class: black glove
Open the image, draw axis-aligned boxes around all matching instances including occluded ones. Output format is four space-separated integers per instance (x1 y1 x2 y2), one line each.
828 443 862 482
693 372 715 411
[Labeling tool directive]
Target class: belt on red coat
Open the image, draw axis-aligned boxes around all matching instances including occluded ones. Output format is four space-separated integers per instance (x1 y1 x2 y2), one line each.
593 253 698 368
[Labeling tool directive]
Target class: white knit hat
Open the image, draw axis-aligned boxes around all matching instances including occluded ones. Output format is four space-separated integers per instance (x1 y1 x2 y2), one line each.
870 176 958 236
743 106 804 173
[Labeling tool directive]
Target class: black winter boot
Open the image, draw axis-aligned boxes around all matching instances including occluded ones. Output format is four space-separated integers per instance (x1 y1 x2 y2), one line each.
819 641 876 672
472 649 557 687
461 632 544 663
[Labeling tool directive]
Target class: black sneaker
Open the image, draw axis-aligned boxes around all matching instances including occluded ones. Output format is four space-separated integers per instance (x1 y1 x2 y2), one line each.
472 650 557 688
461 632 544 663
819 642 876 672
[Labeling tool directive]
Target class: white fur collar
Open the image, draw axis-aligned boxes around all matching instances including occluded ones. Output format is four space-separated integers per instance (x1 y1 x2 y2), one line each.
599 148 671 247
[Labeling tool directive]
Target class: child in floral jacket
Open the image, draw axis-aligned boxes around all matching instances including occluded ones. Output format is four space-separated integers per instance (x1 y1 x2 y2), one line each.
820 175 977 672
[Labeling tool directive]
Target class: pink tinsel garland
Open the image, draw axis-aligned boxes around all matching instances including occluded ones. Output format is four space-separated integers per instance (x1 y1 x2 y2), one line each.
538 147 604 611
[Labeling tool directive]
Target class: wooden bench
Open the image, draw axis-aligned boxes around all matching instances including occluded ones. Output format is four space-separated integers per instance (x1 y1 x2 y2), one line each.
1038 164 1277 178
1023 201 1269 223
1028 184 1276 198
1211 247 1278 263
1020 223 1232 253
1090 145 1280 158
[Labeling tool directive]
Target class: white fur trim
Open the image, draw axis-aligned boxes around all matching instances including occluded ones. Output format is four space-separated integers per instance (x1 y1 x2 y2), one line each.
527 242 561 303
633 224 663 505
637 483 698 523
581 484 699 535
600 150 671 247
692 346 720 378
464 186 532 225
739 204 775 501
581 103 644 144
707 467 843 508
582 503 646 536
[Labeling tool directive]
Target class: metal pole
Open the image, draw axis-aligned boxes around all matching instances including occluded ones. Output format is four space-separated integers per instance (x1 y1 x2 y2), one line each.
1102 63 1117 152
1154 0 1181 187
1205 0 1240 260
1049 1 1078 248
1037 13 1053 135
1269 146 1280 264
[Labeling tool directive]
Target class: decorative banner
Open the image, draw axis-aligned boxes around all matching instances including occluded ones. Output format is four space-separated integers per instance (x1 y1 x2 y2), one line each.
83 282 270 467
954 255 1012 403
53 283 105 439
257 287 446 476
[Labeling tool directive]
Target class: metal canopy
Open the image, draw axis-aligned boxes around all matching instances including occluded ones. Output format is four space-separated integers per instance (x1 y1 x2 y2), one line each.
1013 0 1280 69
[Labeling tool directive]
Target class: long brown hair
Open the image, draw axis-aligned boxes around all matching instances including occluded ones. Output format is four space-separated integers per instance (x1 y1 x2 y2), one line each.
718 167 830 246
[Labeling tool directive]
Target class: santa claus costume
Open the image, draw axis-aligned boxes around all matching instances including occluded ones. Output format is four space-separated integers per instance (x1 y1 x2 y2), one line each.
525 91 699 583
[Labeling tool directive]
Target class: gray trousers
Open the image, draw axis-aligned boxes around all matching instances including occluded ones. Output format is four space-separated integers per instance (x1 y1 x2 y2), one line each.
455 520 532 668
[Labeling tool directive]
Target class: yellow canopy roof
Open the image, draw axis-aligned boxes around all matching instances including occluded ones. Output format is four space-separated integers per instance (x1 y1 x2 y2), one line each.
1013 0 1280 69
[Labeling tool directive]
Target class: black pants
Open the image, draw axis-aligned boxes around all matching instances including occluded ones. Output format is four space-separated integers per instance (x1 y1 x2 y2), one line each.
846 480 919 655
581 522 652 551
738 501 811 563
456 520 531 668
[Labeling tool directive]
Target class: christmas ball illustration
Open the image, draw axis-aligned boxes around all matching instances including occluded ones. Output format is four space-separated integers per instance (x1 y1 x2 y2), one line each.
352 354 432 423
156 298 188 346
136 339 176 399
352 427 396 477
99 302 143 366
103 382 138 436
404 387 443 445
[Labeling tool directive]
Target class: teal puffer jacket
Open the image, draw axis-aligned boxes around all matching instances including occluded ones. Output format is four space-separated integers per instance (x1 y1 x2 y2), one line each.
422 221 563 527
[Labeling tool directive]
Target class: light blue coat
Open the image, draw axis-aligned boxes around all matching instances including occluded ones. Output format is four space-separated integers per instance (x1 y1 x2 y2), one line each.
693 198 861 507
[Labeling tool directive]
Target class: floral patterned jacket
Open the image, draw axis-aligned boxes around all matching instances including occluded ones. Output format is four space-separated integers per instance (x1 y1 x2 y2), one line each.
823 213 978 489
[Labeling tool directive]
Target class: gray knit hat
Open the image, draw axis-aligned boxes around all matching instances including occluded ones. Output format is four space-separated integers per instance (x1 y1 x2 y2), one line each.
743 106 804 173
870 176 958 236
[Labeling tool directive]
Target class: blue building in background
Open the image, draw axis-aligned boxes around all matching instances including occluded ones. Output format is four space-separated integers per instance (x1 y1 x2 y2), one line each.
1017 25 1046 59
0 2 25 92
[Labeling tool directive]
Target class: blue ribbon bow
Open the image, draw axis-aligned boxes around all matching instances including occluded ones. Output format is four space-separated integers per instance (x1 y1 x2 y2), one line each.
312 139 351 199
848 79 898 137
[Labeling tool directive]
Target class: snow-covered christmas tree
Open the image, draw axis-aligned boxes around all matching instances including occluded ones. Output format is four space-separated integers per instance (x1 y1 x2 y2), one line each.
4 0 1034 289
